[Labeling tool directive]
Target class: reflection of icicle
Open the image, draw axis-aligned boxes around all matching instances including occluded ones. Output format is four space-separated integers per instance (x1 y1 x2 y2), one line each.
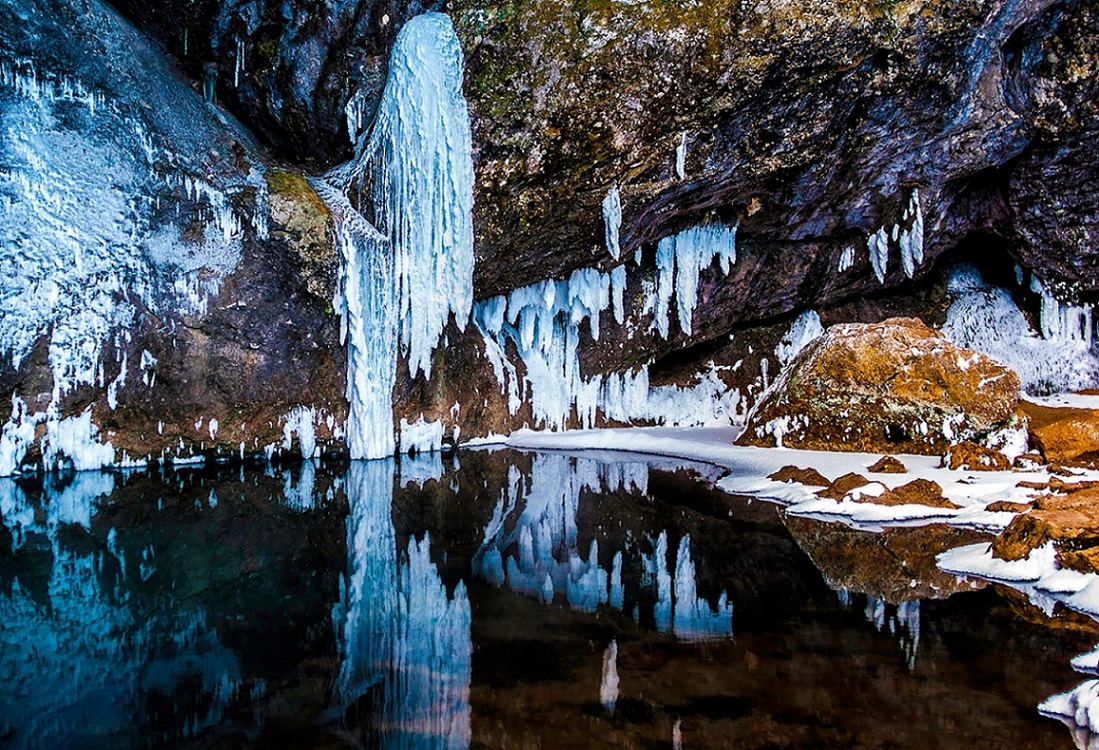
863 594 921 669
283 460 316 512
337 460 472 747
599 640 619 713
671 535 734 642
474 454 649 611
0 519 239 747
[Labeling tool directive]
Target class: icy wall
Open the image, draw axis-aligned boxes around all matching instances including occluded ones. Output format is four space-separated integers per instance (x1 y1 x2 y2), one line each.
322 12 475 459
0 0 274 476
942 264 1099 395
473 223 748 432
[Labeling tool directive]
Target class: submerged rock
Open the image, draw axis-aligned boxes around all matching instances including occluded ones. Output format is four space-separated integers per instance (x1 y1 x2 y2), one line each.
738 318 1022 456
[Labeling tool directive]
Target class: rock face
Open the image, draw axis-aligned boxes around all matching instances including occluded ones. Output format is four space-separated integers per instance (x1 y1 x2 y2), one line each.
738 318 1022 455
4 0 1099 470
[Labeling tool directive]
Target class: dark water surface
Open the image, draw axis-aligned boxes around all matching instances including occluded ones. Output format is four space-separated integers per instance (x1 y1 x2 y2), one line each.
0 448 1093 749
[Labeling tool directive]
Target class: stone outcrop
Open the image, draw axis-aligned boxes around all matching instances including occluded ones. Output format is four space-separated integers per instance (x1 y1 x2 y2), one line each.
992 487 1099 572
943 442 1013 471
1021 398 1099 465
738 318 1022 455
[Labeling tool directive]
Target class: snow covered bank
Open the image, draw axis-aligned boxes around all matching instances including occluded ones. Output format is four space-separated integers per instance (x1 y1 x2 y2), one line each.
503 426 1072 532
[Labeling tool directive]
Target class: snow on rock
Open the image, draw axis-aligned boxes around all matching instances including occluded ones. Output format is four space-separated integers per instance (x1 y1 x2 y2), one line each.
942 264 1099 394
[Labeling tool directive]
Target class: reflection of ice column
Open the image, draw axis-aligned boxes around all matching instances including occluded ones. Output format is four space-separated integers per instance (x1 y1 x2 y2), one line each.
337 459 472 748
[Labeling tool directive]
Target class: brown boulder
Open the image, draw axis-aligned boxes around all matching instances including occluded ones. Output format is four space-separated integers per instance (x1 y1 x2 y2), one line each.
768 465 831 487
868 455 907 474
986 501 1033 513
737 319 1021 455
992 486 1099 571
1020 398 1099 465
875 479 960 510
816 472 871 500
944 442 1011 472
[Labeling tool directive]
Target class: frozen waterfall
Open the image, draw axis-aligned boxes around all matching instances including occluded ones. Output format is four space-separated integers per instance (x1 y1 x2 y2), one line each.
323 12 474 459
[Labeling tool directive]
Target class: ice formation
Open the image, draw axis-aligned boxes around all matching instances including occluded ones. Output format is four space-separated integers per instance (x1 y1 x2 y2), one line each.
837 244 856 273
474 224 744 432
898 190 924 278
655 223 738 337
868 227 889 283
320 12 474 458
0 474 240 748
942 264 1099 394
281 406 318 458
0 49 259 475
862 595 921 669
774 310 824 367
472 453 733 639
335 460 472 747
602 186 623 260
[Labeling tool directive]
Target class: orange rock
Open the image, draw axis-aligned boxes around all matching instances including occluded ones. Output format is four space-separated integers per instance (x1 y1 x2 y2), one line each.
816 472 871 500
737 318 1021 455
1020 398 1099 464
849 478 961 509
868 455 907 474
944 442 1011 471
768 465 831 487
986 500 1033 513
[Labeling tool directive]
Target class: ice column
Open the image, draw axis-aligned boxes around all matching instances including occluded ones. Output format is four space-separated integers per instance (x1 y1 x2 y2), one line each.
324 12 474 458
363 12 475 380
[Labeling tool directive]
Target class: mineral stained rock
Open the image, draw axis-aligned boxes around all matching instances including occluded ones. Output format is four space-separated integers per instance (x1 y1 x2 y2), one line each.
738 318 1022 455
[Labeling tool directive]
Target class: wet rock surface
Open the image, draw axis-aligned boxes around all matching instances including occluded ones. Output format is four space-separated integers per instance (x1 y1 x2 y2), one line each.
738 318 1021 455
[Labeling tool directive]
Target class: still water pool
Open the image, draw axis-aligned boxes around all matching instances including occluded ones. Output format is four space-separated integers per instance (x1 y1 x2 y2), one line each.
0 448 1092 748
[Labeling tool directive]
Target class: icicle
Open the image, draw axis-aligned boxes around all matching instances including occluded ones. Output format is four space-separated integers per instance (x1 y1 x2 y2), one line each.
602 185 623 260
868 227 889 283
837 245 855 273
899 189 924 278
675 132 687 180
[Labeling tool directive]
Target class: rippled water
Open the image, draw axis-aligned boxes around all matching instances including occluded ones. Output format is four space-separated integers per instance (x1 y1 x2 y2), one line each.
0 448 1092 748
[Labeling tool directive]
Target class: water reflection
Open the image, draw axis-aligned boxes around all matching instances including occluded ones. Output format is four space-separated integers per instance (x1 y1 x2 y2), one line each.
472 452 733 640
0 450 1091 748
335 459 472 748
